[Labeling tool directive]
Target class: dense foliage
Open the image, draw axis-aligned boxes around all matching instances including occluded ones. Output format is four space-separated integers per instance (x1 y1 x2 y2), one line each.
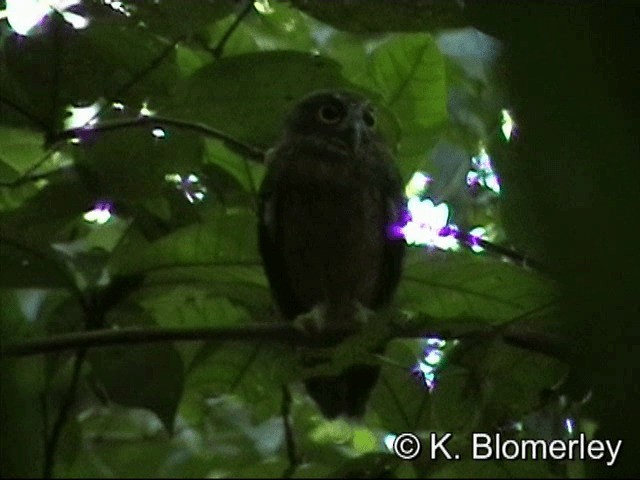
2 1 637 478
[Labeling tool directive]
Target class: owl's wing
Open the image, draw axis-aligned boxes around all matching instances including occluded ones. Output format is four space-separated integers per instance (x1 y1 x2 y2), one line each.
257 151 305 320
372 163 407 309
259 148 406 318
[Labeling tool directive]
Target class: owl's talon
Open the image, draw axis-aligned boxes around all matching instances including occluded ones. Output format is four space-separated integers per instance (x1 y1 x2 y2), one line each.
293 305 327 335
353 302 373 326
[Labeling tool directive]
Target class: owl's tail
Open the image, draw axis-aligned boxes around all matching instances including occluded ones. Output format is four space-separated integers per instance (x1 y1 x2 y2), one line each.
304 364 381 419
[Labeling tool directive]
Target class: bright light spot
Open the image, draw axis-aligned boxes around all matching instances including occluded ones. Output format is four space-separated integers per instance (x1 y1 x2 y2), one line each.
408 197 449 231
413 361 437 392
69 137 81 144
103 0 131 17
83 202 113 225
61 10 88 29
426 337 446 348
6 0 51 35
64 102 101 129
472 146 492 171
405 171 432 198
424 349 443 366
6 0 85 35
501 109 517 141
412 336 452 392
401 197 459 250
510 421 524 432
565 417 574 436
139 102 155 117
165 172 207 204
283 19 296 32
383 434 397 452
485 173 501 194
468 226 487 253
112 102 125 111
467 146 501 195
151 127 166 139
253 0 274 15
466 170 479 187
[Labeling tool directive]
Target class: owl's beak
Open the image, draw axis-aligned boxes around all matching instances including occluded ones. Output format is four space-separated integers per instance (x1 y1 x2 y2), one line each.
344 105 366 152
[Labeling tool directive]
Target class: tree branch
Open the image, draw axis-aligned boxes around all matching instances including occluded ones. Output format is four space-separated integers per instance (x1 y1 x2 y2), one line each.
0 94 50 131
0 317 569 361
43 350 86 478
48 115 265 160
212 0 255 59
281 385 299 478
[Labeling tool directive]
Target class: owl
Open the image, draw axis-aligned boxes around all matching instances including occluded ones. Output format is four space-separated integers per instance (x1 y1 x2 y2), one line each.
258 90 406 418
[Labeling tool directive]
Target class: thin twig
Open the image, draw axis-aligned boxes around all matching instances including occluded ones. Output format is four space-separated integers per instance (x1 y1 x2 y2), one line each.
281 385 299 478
212 0 255 59
50 12 62 140
0 94 49 130
242 155 260 212
0 168 67 188
113 38 183 103
43 350 86 477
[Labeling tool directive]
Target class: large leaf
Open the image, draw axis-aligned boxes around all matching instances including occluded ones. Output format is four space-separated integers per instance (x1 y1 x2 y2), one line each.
138 286 252 329
368 34 448 178
2 19 179 125
396 249 557 324
88 342 184 432
130 0 236 40
186 342 294 422
74 125 204 207
164 50 359 149
112 212 260 274
0 127 45 182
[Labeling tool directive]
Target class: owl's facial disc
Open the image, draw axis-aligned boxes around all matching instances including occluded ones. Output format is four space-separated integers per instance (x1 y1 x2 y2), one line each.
285 91 379 156
317 101 376 153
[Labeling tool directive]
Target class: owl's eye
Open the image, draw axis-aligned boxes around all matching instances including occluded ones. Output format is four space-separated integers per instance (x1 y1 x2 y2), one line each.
317 104 344 124
363 110 376 127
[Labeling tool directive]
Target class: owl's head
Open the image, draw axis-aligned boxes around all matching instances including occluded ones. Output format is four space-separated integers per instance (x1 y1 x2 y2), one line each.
283 90 380 153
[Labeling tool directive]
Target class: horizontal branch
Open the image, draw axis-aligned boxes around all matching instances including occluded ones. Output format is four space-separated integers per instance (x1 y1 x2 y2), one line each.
0 324 348 357
0 319 568 360
48 116 265 161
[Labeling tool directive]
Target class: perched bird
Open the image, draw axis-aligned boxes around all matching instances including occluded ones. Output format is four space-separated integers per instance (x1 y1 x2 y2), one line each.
258 90 406 418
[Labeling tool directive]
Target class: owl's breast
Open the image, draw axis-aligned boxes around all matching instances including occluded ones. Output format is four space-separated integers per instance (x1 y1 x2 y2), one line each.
276 175 387 321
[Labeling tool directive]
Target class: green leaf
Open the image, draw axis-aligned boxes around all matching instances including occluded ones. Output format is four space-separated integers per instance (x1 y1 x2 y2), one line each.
236 0 315 54
139 286 251 329
369 34 448 178
88 343 185 432
2 19 179 123
0 176 94 247
0 127 45 182
187 342 296 421
165 51 358 149
130 0 235 40
204 139 266 194
112 212 260 274
396 250 557 323
369 339 432 431
74 126 204 206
